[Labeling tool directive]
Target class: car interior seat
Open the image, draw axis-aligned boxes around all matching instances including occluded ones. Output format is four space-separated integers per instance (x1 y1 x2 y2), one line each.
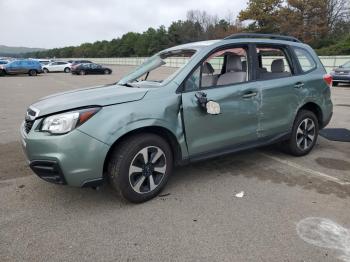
217 54 246 86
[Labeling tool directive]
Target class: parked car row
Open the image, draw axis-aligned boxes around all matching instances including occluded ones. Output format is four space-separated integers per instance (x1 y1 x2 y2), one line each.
0 58 112 76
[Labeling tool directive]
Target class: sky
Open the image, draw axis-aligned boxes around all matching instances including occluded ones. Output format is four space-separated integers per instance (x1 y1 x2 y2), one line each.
0 0 247 49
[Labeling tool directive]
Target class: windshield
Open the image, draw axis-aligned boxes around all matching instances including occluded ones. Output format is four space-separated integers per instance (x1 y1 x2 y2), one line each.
118 49 196 86
342 61 350 68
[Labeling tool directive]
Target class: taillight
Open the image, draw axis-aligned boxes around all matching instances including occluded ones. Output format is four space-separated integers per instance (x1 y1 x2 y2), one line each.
323 74 332 87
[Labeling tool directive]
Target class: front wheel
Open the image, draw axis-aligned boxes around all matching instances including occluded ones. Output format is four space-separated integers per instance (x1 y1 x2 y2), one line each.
108 134 173 203
79 70 86 75
43 68 49 73
104 69 110 75
283 110 319 156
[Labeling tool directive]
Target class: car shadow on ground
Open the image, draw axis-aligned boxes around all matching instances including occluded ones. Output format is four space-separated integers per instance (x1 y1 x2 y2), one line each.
32 146 348 208
170 146 350 199
2 141 350 207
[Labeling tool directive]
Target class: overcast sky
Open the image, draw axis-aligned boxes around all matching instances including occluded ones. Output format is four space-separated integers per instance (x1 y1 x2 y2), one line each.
0 0 247 48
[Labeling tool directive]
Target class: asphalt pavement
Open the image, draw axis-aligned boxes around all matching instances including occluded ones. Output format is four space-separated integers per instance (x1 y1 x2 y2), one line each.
0 66 349 262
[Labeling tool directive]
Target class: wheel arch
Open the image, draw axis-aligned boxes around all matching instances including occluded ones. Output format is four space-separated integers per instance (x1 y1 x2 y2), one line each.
103 125 183 177
298 102 323 127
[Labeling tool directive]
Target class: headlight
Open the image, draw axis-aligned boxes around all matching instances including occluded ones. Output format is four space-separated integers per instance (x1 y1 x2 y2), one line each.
41 107 100 134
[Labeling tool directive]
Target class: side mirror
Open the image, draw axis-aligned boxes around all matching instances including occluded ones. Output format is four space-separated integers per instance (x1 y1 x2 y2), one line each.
195 92 207 108
195 92 220 115
206 101 221 115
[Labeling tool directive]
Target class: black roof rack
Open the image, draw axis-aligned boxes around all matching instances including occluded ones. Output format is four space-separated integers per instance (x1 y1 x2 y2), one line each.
224 33 301 43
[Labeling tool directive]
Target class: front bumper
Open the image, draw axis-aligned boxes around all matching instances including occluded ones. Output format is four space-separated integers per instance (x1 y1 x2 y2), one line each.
21 121 110 187
30 160 66 184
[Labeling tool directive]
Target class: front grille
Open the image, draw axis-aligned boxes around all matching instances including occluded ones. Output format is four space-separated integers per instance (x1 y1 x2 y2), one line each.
24 119 34 133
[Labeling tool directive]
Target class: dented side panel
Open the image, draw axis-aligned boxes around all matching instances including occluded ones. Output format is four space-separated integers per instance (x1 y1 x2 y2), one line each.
78 85 189 160
181 82 260 156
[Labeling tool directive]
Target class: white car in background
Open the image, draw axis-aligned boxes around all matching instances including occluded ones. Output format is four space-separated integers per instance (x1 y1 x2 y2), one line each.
42 61 71 73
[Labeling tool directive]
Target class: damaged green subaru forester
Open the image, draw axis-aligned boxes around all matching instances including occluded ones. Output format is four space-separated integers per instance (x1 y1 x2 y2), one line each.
21 34 333 203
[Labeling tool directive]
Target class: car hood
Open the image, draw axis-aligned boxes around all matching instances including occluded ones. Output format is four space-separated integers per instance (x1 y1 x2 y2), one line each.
30 84 148 117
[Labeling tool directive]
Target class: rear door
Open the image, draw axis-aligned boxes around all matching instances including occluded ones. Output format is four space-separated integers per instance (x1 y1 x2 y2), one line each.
181 45 260 157
253 44 302 138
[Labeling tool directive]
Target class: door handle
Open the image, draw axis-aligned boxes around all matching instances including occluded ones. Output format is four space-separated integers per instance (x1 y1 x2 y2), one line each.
242 91 257 98
294 82 304 89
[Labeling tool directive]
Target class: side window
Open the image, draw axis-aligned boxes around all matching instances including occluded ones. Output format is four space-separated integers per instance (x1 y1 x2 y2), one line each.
183 46 248 91
293 47 316 73
184 67 200 92
256 46 292 80
202 47 248 87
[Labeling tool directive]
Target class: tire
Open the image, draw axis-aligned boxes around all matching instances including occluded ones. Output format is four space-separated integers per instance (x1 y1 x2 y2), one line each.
104 69 110 75
107 133 173 203
79 70 86 75
43 68 49 73
28 70 37 76
283 110 319 156
332 82 338 87
64 67 71 73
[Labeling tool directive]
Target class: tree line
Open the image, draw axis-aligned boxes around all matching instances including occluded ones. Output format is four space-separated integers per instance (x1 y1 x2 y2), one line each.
24 0 350 58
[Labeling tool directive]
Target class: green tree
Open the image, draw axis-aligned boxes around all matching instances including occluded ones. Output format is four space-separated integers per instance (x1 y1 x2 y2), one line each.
239 0 283 33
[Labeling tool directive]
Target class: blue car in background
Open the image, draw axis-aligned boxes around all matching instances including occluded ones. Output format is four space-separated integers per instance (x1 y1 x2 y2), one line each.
0 59 42 76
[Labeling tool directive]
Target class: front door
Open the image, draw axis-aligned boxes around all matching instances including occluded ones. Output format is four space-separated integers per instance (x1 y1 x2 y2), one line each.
181 46 260 157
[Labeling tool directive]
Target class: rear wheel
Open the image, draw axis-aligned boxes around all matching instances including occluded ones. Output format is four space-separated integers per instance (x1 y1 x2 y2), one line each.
43 68 49 73
107 134 173 203
64 67 71 73
28 70 37 76
283 110 319 156
104 69 110 75
79 70 86 75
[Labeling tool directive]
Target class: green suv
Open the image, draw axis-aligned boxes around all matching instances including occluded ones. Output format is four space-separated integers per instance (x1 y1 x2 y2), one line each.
21 34 333 203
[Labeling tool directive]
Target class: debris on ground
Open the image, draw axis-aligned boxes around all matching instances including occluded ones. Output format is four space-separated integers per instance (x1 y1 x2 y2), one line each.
158 193 171 197
235 191 245 198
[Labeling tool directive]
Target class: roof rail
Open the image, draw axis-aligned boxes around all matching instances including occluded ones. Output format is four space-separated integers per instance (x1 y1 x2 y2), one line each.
224 33 301 43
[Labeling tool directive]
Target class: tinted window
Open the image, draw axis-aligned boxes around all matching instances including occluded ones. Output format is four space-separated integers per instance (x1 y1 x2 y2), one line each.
293 47 316 73
256 46 292 80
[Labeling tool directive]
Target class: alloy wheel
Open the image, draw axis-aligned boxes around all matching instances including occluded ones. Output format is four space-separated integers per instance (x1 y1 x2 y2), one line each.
128 146 167 194
296 118 316 151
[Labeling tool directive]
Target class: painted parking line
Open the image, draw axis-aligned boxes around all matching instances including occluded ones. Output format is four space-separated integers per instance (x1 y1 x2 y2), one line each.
260 153 350 186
